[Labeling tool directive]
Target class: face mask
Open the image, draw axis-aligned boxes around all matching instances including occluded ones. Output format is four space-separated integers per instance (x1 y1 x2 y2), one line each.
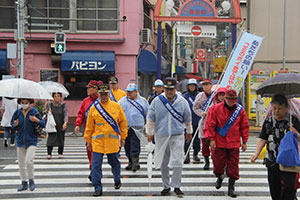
20 103 30 110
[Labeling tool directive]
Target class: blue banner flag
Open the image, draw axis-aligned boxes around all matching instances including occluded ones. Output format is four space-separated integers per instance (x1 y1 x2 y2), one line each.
219 32 263 93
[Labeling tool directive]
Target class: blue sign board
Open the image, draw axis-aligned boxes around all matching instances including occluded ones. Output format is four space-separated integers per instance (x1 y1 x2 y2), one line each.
180 0 217 17
61 51 115 72
0 50 8 72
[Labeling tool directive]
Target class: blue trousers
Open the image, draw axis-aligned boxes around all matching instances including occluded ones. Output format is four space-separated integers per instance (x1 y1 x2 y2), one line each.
92 152 120 191
4 127 15 144
124 128 141 158
184 125 201 154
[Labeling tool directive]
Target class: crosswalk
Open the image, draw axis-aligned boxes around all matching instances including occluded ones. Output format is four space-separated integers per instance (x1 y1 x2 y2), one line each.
0 136 281 199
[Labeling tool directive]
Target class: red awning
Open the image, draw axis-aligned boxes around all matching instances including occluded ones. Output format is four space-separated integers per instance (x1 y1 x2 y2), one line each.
185 73 202 81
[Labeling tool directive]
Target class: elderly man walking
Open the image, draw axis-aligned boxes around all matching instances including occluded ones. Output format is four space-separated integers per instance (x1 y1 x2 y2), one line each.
84 84 128 196
119 83 149 172
146 77 192 197
206 89 249 198
74 80 102 181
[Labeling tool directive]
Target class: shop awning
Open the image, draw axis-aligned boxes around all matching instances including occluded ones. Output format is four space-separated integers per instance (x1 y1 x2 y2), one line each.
138 49 156 74
185 73 202 81
169 64 185 74
138 49 169 75
0 50 8 73
61 51 115 72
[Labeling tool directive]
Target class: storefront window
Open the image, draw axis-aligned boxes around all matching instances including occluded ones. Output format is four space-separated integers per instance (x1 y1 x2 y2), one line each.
64 73 110 100
0 0 15 29
77 0 118 31
27 0 70 30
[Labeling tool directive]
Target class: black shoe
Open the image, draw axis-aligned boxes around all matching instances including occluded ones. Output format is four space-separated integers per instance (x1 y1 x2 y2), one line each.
228 178 238 198
131 156 140 172
203 156 210 170
193 152 200 162
4 139 8 147
125 160 132 170
114 181 121 189
88 173 92 182
93 190 102 196
216 175 225 189
174 188 184 196
184 152 190 164
161 188 170 196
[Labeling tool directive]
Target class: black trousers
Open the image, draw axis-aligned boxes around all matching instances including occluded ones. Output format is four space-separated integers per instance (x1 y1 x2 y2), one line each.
267 164 296 200
47 146 64 155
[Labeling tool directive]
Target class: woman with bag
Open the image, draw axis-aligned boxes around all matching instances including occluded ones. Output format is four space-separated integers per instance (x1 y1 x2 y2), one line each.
251 94 300 200
45 92 68 159
11 98 45 191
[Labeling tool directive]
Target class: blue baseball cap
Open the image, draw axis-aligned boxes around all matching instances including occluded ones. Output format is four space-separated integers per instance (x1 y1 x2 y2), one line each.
154 79 164 86
125 83 138 92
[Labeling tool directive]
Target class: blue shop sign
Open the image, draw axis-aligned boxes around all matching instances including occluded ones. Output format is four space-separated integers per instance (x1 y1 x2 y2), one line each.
0 50 8 73
61 51 115 72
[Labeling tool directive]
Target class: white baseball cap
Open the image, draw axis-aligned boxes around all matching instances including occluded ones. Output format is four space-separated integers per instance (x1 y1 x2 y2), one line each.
154 79 164 86
187 78 198 85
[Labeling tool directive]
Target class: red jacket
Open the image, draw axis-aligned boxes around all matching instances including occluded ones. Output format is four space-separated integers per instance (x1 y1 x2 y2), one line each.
205 101 249 149
75 95 99 128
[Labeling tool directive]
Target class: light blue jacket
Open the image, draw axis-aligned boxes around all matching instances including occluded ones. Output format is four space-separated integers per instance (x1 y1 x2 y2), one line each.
118 95 149 127
147 93 191 137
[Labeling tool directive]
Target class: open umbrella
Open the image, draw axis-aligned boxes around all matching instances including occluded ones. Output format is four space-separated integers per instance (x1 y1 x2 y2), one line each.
145 142 155 187
0 78 53 100
257 73 300 98
39 81 69 97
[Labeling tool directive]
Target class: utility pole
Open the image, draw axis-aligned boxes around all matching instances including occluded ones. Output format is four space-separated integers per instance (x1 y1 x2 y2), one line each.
16 0 25 78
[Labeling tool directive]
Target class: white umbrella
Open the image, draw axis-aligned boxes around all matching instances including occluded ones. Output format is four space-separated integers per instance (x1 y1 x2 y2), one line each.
145 142 155 187
39 81 69 97
0 78 53 100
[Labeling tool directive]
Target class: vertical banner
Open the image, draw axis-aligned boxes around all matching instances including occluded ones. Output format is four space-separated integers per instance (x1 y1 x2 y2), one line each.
219 32 263 94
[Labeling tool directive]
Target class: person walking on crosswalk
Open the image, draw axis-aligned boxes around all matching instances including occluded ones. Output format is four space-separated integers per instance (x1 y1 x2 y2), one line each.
44 92 68 159
74 80 102 181
182 79 201 164
251 94 300 200
11 98 45 192
206 89 249 198
84 84 128 197
147 79 164 105
193 78 214 170
146 77 192 197
119 83 149 172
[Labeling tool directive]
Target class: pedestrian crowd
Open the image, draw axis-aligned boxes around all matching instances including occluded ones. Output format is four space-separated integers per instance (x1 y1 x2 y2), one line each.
1 76 299 200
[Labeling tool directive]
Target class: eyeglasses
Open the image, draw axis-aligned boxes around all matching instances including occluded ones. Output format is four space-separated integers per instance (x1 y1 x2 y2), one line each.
99 92 109 96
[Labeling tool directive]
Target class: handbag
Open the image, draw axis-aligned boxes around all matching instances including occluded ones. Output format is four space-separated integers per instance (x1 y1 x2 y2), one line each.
33 112 46 137
258 144 267 160
279 164 300 173
276 131 300 167
45 112 57 133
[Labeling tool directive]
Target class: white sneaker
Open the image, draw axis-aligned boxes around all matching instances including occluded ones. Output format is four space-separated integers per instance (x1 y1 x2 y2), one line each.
9 143 15 147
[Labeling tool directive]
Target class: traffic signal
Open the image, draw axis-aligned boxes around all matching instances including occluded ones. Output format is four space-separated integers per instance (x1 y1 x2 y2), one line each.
54 32 66 54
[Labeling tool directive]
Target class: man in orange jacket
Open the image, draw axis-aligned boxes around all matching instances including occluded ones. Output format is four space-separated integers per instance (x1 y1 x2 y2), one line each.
84 84 128 197
206 89 249 198
74 80 102 181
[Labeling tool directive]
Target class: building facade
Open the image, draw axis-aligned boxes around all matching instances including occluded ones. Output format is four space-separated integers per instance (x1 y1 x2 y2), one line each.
0 0 156 122
239 0 300 71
